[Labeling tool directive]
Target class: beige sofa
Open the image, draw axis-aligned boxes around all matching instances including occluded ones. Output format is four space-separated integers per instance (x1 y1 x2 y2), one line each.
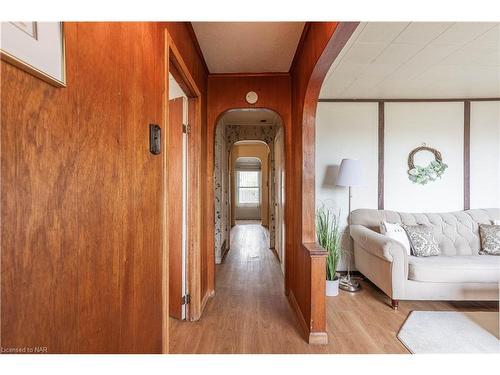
350 208 500 309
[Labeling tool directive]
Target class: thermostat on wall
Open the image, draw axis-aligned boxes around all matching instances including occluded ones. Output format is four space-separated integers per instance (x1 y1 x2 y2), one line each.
245 91 258 104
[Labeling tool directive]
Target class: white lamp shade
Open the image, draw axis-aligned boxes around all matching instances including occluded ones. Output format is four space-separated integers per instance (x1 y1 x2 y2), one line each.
336 158 365 187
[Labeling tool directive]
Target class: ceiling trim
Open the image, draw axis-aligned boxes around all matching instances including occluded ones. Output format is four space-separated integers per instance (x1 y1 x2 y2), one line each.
186 22 209 75
224 122 279 127
318 97 500 102
289 22 310 73
208 72 290 78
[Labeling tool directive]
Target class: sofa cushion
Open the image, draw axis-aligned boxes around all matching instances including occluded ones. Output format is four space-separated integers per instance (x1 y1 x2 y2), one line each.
408 255 500 283
479 224 500 255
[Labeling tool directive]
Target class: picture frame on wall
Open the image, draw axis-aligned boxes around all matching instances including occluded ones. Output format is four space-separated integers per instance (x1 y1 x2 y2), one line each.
0 22 66 87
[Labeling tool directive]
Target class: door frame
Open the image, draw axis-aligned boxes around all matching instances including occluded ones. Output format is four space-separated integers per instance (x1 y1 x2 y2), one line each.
209 109 287 293
163 30 203 354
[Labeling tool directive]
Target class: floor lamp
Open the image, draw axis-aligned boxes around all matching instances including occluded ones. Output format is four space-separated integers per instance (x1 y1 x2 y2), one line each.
336 158 364 292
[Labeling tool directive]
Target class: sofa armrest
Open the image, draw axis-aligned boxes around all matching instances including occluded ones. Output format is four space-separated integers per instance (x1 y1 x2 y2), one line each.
350 224 408 263
350 224 409 299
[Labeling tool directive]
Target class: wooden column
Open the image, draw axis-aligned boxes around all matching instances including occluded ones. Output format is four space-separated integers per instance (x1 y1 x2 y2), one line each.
378 101 385 209
464 100 471 210
290 22 359 344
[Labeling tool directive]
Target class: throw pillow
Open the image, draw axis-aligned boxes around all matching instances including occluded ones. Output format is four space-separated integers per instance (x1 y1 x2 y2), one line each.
402 224 440 257
380 222 411 255
479 224 500 255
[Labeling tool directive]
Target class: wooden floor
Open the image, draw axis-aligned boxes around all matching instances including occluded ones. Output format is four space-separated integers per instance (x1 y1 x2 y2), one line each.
169 222 498 354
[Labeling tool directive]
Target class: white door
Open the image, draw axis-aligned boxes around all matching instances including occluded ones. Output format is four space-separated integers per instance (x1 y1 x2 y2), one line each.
274 128 285 274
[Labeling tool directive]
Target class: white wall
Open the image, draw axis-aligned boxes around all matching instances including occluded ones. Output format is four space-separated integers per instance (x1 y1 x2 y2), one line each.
384 102 464 212
316 102 379 270
169 73 185 99
470 101 500 208
316 100 500 270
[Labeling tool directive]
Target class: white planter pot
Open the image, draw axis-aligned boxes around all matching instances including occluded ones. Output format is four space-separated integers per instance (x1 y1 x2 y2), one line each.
326 278 340 297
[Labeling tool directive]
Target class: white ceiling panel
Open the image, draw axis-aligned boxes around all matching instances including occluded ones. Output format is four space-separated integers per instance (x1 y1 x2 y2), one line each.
220 108 281 126
373 43 423 65
191 22 304 73
431 22 497 45
320 22 500 99
393 23 451 44
356 22 409 43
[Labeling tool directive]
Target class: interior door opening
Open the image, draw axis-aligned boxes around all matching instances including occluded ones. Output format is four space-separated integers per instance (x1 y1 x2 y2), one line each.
213 109 286 282
168 73 189 321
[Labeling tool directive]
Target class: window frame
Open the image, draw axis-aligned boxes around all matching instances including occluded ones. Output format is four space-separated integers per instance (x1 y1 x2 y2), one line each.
236 169 261 206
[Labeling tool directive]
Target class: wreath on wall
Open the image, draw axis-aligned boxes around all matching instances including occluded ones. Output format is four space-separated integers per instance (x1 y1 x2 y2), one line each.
407 145 448 185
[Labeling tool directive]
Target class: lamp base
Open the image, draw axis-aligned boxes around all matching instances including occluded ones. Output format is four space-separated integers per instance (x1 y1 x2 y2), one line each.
339 275 361 292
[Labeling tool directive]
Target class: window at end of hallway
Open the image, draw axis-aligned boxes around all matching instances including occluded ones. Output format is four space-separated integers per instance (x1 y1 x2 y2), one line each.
237 171 260 205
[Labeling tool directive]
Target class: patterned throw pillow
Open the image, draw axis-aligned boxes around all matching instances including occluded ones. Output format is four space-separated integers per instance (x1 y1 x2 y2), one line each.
402 224 440 257
479 224 500 255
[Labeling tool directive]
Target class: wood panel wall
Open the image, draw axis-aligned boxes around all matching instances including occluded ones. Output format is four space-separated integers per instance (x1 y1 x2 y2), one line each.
1 21 207 353
289 22 359 344
205 74 292 298
163 23 208 319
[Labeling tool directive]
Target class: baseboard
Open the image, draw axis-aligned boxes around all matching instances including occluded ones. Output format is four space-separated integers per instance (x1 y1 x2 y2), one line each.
308 332 328 345
221 246 230 262
287 291 310 343
197 289 214 320
288 290 329 345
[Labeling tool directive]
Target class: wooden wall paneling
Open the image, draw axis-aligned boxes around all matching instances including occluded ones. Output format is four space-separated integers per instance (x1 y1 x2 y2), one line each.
119 22 163 353
308 245 327 344
144 20 164 354
1 21 177 354
206 75 293 297
76 22 124 353
464 100 471 210
118 21 139 353
289 22 359 344
164 23 208 91
378 102 385 209
0 23 80 353
162 25 170 354
185 22 210 75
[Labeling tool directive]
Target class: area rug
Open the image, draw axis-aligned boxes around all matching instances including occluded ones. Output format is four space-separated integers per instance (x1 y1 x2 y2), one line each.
397 311 500 353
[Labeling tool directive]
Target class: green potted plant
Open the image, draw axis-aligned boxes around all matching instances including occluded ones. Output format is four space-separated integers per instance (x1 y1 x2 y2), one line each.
316 205 342 296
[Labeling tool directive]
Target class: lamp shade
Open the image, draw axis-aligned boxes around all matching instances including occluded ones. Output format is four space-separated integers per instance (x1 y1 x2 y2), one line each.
336 158 365 187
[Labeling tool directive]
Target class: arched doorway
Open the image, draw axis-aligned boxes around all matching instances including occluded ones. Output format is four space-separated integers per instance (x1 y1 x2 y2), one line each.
213 109 286 278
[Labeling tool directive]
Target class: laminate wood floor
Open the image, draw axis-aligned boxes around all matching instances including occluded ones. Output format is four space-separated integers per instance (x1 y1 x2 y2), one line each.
169 222 498 354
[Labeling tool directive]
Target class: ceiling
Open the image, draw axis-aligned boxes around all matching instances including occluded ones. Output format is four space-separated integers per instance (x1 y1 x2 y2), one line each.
220 108 281 126
191 22 305 73
235 157 262 169
320 22 500 99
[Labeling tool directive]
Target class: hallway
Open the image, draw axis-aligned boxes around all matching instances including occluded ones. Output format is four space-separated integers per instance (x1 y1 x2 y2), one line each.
170 222 498 354
169 221 312 353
